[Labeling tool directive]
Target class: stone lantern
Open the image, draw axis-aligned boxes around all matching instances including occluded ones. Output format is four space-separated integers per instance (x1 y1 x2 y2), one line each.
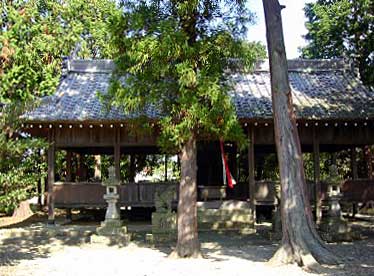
319 165 352 242
102 166 121 223
91 166 129 244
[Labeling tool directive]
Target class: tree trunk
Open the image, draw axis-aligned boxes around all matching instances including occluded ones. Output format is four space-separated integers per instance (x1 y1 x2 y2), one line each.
172 136 201 258
262 0 340 267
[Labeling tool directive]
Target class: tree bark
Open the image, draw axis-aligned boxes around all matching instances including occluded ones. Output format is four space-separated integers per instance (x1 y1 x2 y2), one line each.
262 0 340 267
172 136 201 258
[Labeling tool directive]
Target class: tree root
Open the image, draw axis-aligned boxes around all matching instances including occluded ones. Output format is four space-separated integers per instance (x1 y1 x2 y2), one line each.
269 242 341 272
168 249 203 259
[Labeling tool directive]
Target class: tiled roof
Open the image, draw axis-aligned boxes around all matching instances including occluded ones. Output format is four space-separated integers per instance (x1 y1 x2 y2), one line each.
25 59 374 122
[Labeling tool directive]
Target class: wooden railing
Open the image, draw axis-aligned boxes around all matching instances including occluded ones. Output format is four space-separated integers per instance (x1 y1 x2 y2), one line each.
53 179 374 208
53 181 178 208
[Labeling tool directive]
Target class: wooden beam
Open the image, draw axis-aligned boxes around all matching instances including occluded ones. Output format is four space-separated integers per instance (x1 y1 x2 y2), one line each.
248 126 256 223
47 129 55 224
114 128 121 181
313 127 321 223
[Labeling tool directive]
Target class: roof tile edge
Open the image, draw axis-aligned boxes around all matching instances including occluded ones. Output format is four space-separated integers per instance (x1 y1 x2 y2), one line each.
66 58 351 74
67 59 115 73
255 58 351 72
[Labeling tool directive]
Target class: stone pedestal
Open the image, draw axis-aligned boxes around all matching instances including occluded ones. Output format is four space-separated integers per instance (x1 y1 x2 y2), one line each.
319 171 353 242
149 186 177 243
150 211 177 243
197 200 255 234
90 166 130 245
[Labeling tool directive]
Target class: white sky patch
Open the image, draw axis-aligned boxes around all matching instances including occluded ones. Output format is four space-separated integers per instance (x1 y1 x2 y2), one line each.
247 0 316 59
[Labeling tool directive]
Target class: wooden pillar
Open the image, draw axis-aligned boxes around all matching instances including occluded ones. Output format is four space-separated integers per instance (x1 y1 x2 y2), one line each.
77 154 84 181
65 150 73 221
66 151 72 182
248 126 256 223
47 129 55 224
164 155 168 182
114 128 121 182
38 149 44 207
351 147 358 180
351 147 358 217
129 154 136 182
365 146 373 179
94 155 101 180
313 127 321 223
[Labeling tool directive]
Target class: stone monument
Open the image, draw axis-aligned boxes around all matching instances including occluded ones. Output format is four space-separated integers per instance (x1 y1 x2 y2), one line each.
147 186 177 243
319 165 352 242
91 166 130 244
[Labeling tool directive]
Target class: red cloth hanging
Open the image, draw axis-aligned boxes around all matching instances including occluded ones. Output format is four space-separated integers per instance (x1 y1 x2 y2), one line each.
220 140 234 189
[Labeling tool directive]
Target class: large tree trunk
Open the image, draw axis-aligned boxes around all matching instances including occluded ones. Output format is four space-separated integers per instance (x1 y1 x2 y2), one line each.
262 0 340 267
172 136 201 258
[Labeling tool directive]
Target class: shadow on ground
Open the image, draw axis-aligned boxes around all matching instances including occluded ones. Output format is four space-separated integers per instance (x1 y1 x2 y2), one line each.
0 214 373 276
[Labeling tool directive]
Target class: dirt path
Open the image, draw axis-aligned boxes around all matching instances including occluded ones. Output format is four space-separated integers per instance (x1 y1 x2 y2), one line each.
0 218 373 276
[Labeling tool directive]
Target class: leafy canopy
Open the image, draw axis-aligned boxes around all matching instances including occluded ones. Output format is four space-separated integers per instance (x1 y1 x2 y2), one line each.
106 0 266 150
302 0 374 86
0 0 119 213
0 0 118 103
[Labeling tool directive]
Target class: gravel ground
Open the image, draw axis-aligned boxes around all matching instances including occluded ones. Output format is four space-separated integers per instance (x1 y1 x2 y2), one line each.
0 218 373 276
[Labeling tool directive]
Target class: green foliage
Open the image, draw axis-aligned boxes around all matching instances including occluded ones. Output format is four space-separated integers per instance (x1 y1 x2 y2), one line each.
105 0 266 151
0 0 119 213
302 0 374 86
0 0 118 103
0 103 47 214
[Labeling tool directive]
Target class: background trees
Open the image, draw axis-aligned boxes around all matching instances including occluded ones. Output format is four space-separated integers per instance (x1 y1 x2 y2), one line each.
0 0 118 214
106 0 265 257
302 0 374 86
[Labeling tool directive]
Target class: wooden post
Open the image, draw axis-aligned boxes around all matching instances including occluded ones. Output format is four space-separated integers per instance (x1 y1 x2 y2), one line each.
164 155 168 182
248 125 256 224
351 146 358 217
38 149 44 207
47 129 55 224
66 151 72 182
65 150 73 221
365 146 373 179
94 155 102 180
351 147 358 180
77 154 83 181
129 154 136 182
313 126 321 224
114 128 121 182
